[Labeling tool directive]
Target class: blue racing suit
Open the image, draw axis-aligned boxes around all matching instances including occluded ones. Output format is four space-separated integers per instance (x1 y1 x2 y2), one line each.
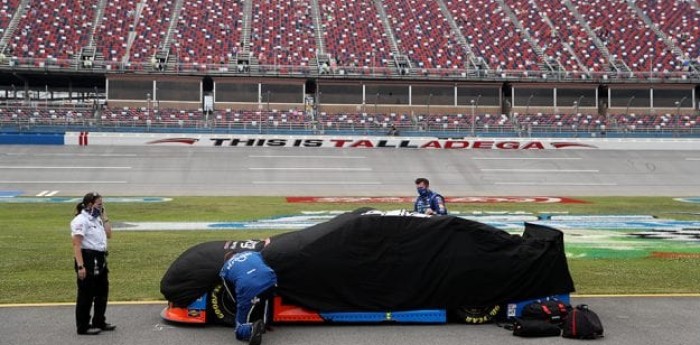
414 190 447 215
219 251 277 341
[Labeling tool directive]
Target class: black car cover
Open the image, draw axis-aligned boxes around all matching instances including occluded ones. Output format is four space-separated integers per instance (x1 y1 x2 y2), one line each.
261 209 575 311
161 208 575 310
160 240 266 306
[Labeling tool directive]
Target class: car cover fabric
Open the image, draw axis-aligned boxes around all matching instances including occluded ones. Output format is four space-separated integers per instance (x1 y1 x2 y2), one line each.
160 240 266 306
261 209 575 311
161 209 575 311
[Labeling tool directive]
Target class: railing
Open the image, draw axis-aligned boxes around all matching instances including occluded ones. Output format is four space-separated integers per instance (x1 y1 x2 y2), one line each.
1 115 697 138
0 56 698 83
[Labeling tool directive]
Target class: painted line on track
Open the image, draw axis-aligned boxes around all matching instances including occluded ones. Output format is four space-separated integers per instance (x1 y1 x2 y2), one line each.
481 169 598 173
3 153 138 157
249 167 372 171
0 180 128 184
253 181 381 185
0 166 131 169
472 157 583 160
249 155 366 159
494 182 616 186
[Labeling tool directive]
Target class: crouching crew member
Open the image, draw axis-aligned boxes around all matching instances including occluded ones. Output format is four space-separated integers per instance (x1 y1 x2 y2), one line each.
220 251 277 345
71 192 116 335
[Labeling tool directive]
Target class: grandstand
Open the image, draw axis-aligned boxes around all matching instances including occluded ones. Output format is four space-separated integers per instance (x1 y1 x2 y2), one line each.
0 0 698 137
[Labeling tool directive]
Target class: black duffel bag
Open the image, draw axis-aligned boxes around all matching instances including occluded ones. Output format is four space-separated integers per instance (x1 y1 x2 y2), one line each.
512 317 562 337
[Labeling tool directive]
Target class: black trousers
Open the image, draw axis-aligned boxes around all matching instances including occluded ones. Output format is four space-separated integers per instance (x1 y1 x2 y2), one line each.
75 249 109 331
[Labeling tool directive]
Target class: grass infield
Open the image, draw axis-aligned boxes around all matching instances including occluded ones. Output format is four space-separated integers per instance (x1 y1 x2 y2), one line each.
1 196 699 304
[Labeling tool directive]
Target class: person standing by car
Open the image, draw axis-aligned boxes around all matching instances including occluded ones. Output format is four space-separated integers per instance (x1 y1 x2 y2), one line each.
220 251 277 345
71 192 116 335
414 178 447 215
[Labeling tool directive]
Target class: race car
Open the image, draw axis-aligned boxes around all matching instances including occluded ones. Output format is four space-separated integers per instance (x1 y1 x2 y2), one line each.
160 208 574 325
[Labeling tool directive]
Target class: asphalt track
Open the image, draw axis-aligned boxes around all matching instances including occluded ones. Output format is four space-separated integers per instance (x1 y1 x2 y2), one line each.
2 145 700 344
1 145 699 196
1 297 699 345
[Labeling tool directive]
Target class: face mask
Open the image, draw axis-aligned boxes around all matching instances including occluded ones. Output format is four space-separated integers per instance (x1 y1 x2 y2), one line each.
417 187 429 197
89 206 102 218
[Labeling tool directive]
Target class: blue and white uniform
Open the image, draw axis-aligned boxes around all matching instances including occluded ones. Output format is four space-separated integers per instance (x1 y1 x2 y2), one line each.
220 251 277 341
414 189 447 215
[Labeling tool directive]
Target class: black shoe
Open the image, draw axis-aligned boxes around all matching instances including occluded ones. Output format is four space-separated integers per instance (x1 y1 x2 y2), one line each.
77 328 102 335
94 323 116 331
248 320 264 345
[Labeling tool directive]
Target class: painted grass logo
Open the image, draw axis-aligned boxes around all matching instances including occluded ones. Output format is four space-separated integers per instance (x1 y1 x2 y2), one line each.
112 212 700 259
674 197 700 204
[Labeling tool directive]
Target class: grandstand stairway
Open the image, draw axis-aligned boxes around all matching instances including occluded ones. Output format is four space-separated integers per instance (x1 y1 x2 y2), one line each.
159 0 184 72
495 0 554 74
240 0 254 54
627 0 699 76
561 0 631 76
526 0 589 75
308 0 328 74
0 0 28 57
122 1 148 65
434 0 485 74
373 0 403 75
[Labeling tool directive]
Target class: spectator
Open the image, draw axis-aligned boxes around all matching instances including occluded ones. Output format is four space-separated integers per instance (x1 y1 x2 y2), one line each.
387 124 399 136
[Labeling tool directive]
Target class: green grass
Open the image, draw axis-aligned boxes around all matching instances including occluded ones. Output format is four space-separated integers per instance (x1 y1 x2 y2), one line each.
1 196 699 304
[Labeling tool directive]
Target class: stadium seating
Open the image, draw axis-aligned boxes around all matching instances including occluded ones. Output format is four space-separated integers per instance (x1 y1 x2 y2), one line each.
172 0 244 66
93 0 138 62
10 0 98 61
569 0 674 73
128 0 175 63
635 0 698 72
250 0 317 67
321 0 393 68
0 0 696 73
445 0 541 71
0 0 21 41
2 105 697 134
382 0 462 69
504 0 583 73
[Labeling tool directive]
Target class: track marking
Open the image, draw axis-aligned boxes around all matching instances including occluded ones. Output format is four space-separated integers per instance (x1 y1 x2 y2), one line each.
249 167 372 171
472 157 582 160
494 182 617 186
0 166 131 169
249 155 366 159
3 153 138 157
253 181 381 185
482 169 598 173
0 181 128 184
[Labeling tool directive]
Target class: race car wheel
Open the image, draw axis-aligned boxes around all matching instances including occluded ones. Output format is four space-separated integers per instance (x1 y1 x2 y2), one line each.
451 305 501 324
207 284 237 326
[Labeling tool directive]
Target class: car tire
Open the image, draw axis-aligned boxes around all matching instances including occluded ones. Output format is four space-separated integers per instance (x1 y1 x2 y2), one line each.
207 284 237 326
451 305 501 324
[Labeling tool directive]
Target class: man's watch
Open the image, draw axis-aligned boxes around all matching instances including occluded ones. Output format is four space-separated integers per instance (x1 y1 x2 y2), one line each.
77 265 84 270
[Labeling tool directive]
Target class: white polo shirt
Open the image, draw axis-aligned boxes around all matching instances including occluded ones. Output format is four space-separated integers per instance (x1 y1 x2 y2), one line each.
70 210 107 252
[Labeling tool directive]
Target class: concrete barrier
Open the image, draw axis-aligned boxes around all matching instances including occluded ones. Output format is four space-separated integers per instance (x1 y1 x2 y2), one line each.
0 132 64 145
63 131 700 150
